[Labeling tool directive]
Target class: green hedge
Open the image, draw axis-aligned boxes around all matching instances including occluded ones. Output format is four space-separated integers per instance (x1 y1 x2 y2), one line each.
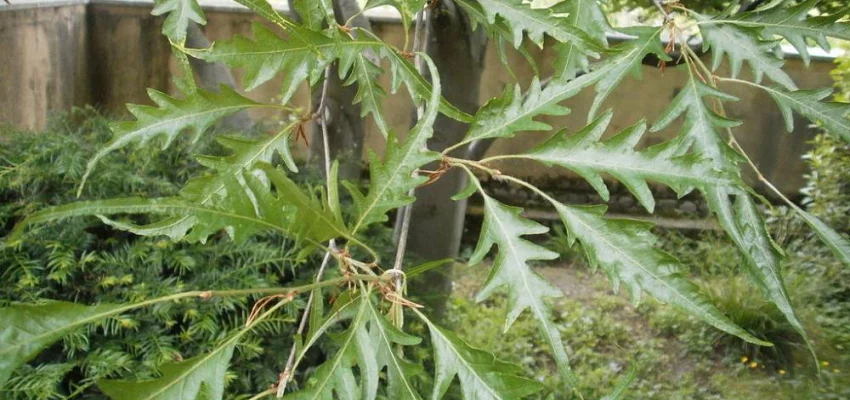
0 108 318 399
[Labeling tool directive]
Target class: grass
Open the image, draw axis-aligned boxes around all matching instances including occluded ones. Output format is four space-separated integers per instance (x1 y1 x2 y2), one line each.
443 227 850 399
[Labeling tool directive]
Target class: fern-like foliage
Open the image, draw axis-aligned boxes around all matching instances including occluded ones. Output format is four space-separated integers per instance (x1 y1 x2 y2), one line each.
452 26 667 151
79 86 277 191
414 309 544 400
652 70 812 352
455 174 577 386
552 203 769 346
345 57 441 233
522 110 738 212
696 11 797 90
6 0 850 399
188 24 470 122
552 0 611 79
708 0 850 65
152 0 205 43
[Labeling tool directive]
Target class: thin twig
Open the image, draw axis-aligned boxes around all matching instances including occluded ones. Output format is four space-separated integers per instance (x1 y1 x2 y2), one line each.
391 3 431 281
652 0 669 21
276 67 337 398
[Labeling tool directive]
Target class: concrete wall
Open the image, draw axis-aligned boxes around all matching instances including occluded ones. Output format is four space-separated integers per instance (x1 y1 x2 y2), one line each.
0 1 839 194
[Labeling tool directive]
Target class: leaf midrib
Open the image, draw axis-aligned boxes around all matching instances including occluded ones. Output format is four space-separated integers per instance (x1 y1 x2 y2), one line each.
525 151 731 186
366 303 420 399
564 207 748 337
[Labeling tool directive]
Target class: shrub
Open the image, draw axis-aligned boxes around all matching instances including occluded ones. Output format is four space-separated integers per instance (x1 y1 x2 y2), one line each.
0 109 318 399
5 1 850 398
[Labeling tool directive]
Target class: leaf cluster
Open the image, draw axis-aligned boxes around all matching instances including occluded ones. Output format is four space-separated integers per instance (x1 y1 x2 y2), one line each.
3 0 850 399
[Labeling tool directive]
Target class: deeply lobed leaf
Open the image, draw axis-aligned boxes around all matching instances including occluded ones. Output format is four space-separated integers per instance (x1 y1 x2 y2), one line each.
98 344 234 400
456 27 667 149
652 71 810 353
763 86 850 142
415 309 544 400
10 165 349 248
696 12 796 89
710 0 850 65
466 187 575 388
346 56 442 233
553 203 770 346
189 24 470 123
525 110 739 212
455 0 597 51
552 0 611 79
152 0 205 43
81 86 271 192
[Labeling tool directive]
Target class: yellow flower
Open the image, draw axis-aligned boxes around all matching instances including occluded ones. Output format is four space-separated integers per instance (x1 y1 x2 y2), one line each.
822 361 831 367
833 369 841 373
778 369 787 375
749 361 759 369
741 356 749 363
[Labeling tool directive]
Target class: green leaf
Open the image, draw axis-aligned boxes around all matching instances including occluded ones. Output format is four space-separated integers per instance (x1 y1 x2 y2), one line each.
726 192 810 347
551 0 611 79
696 12 796 90
651 75 743 166
0 302 123 388
81 86 271 192
190 23 337 99
586 26 669 120
525 110 738 212
341 47 391 138
761 86 850 142
652 71 808 352
291 0 329 30
347 55 442 233
152 0 205 43
709 0 850 65
94 122 299 243
461 76 572 145
364 300 423 400
98 344 234 400
10 166 349 247
358 29 472 123
467 189 576 387
229 0 292 29
791 206 850 268
414 309 544 400
362 0 419 31
191 24 470 123
453 0 541 75
456 26 665 149
554 203 770 346
455 0 597 52
286 298 370 400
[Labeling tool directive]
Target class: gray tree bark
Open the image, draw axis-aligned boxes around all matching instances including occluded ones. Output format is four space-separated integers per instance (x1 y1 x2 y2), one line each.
289 0 372 182
403 2 488 318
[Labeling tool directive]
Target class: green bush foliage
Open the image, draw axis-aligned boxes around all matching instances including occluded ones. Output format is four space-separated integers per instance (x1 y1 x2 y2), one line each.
4 0 850 398
0 109 319 399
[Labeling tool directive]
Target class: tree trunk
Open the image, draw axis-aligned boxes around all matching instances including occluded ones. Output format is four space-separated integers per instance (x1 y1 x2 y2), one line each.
404 2 488 318
289 0 371 181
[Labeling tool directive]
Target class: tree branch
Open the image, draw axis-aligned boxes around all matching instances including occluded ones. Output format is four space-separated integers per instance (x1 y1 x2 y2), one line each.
391 5 431 278
276 67 336 398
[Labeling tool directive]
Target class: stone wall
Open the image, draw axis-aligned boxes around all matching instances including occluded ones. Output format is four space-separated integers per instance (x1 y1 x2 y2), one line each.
0 1 838 195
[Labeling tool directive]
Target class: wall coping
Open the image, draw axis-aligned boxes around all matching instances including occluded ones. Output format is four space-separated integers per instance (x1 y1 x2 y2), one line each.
0 0 840 61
